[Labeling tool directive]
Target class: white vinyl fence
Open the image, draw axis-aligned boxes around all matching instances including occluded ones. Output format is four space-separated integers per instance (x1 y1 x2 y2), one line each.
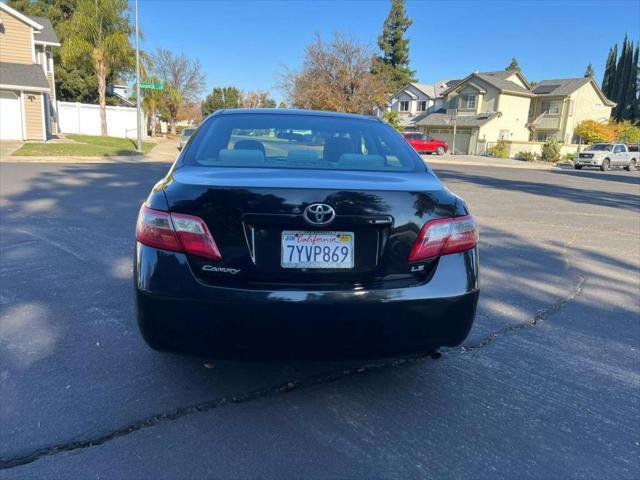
57 101 146 138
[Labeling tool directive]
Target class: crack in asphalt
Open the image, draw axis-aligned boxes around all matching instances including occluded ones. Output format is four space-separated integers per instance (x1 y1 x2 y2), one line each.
461 232 585 353
1 235 587 471
0 354 429 470
460 273 585 353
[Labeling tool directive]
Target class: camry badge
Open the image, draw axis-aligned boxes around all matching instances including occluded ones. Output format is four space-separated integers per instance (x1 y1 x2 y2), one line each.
303 203 336 226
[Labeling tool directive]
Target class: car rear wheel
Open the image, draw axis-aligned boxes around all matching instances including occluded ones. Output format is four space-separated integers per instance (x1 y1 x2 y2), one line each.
574 165 582 170
436 146 445 155
600 158 610 171
625 159 637 171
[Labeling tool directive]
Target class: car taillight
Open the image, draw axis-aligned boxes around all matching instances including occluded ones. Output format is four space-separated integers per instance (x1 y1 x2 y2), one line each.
136 205 221 260
408 215 478 262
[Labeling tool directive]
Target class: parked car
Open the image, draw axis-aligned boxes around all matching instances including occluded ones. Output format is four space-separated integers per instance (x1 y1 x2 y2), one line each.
402 131 448 155
135 109 479 358
574 143 638 171
178 127 196 150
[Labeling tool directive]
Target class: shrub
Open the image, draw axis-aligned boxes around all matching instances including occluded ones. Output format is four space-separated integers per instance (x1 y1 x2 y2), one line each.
516 151 539 162
489 140 508 158
381 111 403 132
574 120 616 143
614 121 640 144
541 139 562 162
563 152 575 160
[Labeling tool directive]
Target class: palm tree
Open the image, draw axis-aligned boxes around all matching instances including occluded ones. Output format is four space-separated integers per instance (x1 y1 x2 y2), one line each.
61 0 134 136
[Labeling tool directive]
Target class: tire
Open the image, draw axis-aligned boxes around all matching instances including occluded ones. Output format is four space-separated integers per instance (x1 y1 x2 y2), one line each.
574 165 583 170
436 146 445 155
625 159 637 171
600 158 610 171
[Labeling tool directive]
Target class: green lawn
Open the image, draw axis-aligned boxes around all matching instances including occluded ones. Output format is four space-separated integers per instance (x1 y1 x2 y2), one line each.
13 134 155 157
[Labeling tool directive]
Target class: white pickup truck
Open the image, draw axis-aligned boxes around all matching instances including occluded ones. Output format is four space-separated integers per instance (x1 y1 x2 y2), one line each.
574 143 638 171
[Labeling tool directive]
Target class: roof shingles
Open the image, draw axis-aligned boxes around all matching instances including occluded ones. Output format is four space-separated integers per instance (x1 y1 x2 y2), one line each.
28 15 60 44
0 62 50 90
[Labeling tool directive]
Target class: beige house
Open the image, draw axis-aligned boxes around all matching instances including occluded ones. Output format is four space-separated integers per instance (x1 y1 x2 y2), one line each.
0 3 60 141
528 78 615 143
377 81 458 128
414 70 615 156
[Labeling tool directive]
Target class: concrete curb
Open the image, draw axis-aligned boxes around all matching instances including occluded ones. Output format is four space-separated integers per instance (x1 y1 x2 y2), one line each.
0 155 173 164
425 157 559 170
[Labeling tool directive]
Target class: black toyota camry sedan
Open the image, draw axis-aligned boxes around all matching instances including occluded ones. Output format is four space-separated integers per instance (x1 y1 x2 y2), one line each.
134 109 479 358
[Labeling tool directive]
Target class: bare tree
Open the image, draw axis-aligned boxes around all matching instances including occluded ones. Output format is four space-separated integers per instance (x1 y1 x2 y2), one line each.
280 33 389 114
153 48 205 133
242 90 276 108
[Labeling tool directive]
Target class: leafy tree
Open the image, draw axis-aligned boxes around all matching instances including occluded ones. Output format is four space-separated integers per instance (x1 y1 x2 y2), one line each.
61 0 135 135
381 110 402 131
278 101 287 109
201 87 242 116
140 75 164 136
614 121 640 143
242 90 276 108
7 0 107 103
584 63 595 78
280 33 389 114
375 0 415 92
153 48 206 133
505 57 521 71
574 119 616 143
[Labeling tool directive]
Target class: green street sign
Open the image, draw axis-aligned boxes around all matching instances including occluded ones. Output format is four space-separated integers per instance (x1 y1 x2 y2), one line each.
140 82 164 90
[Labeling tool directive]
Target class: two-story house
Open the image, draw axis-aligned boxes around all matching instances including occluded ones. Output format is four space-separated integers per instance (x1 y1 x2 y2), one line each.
528 78 615 143
415 70 535 154
378 81 459 128
0 3 59 141
413 69 615 155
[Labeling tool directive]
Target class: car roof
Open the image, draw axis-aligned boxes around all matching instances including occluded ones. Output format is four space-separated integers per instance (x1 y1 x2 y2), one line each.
210 108 381 122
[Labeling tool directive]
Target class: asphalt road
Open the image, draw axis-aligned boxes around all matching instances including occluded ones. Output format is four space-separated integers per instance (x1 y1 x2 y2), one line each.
0 161 638 479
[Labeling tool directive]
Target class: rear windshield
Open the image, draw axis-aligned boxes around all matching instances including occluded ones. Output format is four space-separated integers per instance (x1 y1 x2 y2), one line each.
181 113 424 172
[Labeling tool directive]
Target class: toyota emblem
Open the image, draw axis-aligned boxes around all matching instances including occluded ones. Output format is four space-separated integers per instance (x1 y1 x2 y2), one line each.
303 203 336 226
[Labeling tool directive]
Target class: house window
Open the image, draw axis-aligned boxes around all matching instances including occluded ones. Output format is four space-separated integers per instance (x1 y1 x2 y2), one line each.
540 100 561 115
417 101 427 112
46 51 53 73
459 94 477 110
528 102 535 117
399 101 410 112
536 132 558 142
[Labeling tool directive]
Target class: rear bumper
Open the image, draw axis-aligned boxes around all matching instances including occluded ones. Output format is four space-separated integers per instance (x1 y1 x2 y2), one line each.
134 244 479 358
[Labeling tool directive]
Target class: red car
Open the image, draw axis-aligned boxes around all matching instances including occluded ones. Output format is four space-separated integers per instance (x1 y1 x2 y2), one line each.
402 131 448 155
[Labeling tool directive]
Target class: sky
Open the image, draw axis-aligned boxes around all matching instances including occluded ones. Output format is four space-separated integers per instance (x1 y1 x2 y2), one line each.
134 0 640 102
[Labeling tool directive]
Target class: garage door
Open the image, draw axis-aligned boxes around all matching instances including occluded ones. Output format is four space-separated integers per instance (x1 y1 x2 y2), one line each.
0 91 23 140
428 129 472 154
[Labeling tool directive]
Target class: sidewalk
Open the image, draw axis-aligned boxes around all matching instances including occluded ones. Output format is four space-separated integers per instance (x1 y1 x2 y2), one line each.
0 138 179 163
425 154 560 170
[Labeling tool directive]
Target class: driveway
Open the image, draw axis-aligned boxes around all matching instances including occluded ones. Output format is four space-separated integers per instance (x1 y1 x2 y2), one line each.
0 141 22 160
0 163 638 479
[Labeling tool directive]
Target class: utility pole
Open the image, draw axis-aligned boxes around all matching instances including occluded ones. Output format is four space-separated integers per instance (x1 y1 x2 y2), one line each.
135 0 142 153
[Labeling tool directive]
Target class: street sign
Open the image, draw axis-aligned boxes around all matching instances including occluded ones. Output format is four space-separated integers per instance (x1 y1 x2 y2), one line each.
140 82 164 90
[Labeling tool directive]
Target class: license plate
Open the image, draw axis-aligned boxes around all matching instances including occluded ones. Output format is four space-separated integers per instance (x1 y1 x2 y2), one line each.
281 231 354 269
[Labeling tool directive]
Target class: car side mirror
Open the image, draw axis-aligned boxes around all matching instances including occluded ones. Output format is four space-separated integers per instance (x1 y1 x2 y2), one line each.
177 145 182 151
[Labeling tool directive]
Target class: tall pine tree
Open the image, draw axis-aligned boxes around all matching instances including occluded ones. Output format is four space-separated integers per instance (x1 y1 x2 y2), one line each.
505 58 521 71
376 0 416 92
584 63 595 78
602 45 618 99
601 37 639 123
